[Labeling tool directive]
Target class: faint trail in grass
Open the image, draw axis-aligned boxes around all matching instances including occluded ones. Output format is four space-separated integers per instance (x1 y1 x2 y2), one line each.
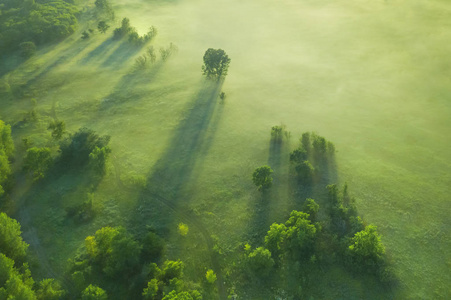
112 156 227 299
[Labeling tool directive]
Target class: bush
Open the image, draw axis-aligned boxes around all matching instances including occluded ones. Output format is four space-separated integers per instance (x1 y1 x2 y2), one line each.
252 165 273 190
205 269 217 284
246 247 274 276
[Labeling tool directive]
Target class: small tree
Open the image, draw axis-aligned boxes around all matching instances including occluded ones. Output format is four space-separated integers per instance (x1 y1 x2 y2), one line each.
147 46 157 63
178 223 189 236
89 146 111 175
23 147 52 180
97 21 110 33
201 48 231 80
303 198 319 221
295 160 314 182
246 247 274 276
205 269 217 284
348 225 385 266
252 166 273 190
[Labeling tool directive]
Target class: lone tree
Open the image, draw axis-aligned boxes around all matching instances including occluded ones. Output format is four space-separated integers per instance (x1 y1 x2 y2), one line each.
252 165 273 190
201 48 231 80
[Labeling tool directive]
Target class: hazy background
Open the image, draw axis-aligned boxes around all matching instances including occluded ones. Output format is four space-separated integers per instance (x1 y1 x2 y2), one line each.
1 0 450 298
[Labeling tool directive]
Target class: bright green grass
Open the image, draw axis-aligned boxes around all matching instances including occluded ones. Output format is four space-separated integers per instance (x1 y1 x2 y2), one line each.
1 0 451 298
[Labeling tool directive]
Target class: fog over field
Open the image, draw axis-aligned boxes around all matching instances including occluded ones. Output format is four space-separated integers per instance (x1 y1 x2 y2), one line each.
1 0 450 298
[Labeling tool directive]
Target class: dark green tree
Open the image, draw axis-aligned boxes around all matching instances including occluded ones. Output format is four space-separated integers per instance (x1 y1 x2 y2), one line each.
246 247 274 276
252 165 273 190
302 198 319 221
89 146 111 175
97 21 110 33
201 48 231 80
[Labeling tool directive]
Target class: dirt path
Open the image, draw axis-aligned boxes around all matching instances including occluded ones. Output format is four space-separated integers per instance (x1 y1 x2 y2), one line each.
112 158 227 299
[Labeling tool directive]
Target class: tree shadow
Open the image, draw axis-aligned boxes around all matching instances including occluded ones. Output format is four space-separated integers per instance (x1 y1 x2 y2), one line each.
123 79 225 298
78 37 116 66
100 41 144 69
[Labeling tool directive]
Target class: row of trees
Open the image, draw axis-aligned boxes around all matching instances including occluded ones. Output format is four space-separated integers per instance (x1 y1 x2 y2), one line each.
0 120 14 197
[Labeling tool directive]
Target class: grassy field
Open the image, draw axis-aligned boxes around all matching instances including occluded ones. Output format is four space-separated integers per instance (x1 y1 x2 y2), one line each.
1 0 450 298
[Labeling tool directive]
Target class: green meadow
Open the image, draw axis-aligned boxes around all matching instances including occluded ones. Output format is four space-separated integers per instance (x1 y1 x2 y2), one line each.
1 0 450 298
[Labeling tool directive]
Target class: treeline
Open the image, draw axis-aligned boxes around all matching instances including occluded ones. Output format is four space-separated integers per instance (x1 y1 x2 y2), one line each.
0 0 79 55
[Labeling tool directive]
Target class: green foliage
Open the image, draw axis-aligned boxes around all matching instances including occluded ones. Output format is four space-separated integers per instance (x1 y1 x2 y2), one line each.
160 260 184 284
113 18 133 39
65 194 95 223
97 21 110 34
0 213 29 262
252 165 273 190
289 148 307 164
264 210 318 261
201 48 231 80
59 127 110 166
264 223 287 258
89 146 111 175
84 226 142 278
142 278 160 300
47 120 66 140
0 120 14 158
205 269 216 284
246 247 274 276
81 284 107 300
81 31 90 40
135 55 148 69
162 290 202 300
19 41 36 58
35 279 65 300
302 199 319 221
219 92 226 101
0 0 78 53
178 223 189 236
0 254 36 300
23 147 52 180
0 120 13 194
349 225 385 265
95 0 111 11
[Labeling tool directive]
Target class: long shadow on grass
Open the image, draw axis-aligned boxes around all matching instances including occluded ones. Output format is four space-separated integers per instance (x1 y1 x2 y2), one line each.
127 79 226 299
78 38 116 65
100 41 143 69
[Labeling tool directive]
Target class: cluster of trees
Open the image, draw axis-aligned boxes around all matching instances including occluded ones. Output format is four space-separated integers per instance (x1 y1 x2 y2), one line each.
0 0 79 55
289 131 335 183
21 126 111 183
0 212 65 299
69 226 204 299
113 18 157 46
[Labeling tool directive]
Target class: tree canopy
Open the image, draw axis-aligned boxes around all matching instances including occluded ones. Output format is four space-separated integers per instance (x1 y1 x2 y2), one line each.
201 48 231 80
0 0 79 54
